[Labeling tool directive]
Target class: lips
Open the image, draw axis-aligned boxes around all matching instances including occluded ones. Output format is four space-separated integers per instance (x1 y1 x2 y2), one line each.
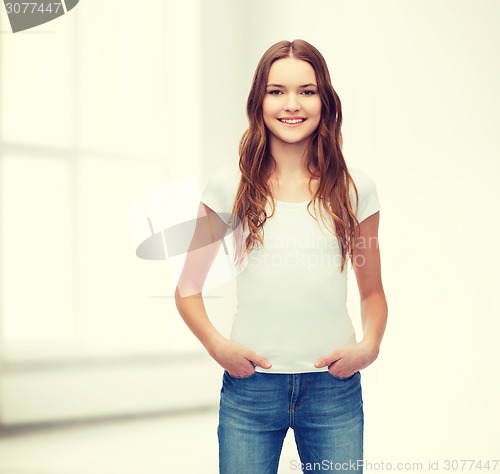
278 117 306 125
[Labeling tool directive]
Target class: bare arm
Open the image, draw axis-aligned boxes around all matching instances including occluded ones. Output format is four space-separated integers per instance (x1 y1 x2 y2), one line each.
352 211 388 356
174 202 271 376
314 211 388 377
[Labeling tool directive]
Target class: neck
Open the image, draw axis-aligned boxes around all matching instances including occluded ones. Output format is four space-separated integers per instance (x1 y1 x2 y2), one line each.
268 137 311 179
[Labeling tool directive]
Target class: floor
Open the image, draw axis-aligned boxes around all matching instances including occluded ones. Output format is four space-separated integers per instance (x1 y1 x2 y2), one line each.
0 407 301 474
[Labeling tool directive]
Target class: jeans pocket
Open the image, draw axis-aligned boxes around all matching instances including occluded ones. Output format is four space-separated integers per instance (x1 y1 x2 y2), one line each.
225 369 257 380
327 370 358 381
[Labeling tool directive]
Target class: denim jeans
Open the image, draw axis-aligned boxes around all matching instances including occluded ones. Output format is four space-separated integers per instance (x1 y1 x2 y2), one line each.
218 370 364 474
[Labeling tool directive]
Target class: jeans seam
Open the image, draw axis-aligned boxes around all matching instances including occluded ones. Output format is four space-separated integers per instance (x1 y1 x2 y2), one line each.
289 375 295 428
293 373 308 410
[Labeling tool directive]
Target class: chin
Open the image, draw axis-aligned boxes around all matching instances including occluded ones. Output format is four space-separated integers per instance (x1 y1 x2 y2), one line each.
280 133 315 144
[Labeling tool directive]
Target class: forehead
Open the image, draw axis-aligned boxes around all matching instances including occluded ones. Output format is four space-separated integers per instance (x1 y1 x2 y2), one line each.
267 57 317 85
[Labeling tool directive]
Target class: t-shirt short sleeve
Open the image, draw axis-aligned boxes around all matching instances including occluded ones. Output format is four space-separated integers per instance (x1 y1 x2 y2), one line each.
348 167 381 224
200 162 240 226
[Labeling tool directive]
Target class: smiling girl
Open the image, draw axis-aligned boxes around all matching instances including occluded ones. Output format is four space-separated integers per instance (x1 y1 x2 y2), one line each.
175 39 388 474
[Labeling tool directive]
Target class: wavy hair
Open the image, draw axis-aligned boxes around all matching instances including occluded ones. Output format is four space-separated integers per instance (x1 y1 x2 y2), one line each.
230 39 361 272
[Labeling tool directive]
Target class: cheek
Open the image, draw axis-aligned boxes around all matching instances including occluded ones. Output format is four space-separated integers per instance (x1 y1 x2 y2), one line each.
262 97 277 117
262 99 279 128
309 103 322 129
309 98 322 117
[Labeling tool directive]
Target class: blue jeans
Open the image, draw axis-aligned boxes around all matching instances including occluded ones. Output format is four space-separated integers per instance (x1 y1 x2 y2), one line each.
218 370 364 474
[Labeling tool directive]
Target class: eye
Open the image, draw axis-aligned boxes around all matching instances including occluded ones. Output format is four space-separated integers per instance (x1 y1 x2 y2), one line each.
268 90 283 95
301 90 316 95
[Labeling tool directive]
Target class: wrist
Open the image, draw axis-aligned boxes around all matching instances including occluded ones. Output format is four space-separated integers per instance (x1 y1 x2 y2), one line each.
359 338 380 359
203 331 227 357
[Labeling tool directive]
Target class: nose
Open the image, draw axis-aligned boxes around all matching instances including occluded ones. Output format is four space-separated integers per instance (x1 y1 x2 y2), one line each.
284 93 301 112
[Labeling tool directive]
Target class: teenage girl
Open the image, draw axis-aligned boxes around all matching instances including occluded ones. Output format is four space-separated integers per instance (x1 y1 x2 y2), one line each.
175 39 388 474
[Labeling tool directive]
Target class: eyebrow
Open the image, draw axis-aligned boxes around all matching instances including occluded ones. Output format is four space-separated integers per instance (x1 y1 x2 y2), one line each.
266 83 318 88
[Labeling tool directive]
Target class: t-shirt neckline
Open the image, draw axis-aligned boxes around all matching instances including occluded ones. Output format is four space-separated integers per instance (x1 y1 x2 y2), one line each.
274 198 310 207
273 195 319 208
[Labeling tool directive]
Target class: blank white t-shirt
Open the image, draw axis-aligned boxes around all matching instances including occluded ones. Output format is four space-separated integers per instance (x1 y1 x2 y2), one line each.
200 161 381 373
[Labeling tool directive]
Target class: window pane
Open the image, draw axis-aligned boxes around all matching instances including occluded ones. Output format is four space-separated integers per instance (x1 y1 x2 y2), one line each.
78 0 169 159
0 15 74 147
77 157 199 353
0 156 74 343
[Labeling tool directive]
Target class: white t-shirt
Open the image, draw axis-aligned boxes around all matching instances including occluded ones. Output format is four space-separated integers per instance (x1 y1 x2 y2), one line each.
200 161 381 373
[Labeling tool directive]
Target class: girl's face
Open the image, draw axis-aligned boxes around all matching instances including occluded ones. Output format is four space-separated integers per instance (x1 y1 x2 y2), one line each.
262 57 321 149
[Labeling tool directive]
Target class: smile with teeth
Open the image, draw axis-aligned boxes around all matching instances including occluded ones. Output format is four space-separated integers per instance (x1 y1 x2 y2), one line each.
278 118 306 124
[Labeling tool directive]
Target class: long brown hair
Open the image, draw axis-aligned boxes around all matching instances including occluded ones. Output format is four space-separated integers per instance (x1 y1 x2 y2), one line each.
230 39 361 272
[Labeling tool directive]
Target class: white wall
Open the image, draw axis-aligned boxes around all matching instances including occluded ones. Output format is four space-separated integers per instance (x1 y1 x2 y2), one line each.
231 0 500 465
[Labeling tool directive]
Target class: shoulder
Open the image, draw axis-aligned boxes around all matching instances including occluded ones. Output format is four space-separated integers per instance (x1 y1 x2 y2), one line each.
347 166 377 190
200 161 241 220
205 161 241 186
346 166 381 222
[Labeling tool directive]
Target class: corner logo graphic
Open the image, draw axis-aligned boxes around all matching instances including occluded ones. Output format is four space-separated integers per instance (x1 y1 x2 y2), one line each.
129 177 247 298
3 0 79 33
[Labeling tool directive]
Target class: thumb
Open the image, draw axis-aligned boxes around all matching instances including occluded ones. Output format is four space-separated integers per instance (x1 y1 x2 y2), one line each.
248 352 272 369
315 351 341 368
